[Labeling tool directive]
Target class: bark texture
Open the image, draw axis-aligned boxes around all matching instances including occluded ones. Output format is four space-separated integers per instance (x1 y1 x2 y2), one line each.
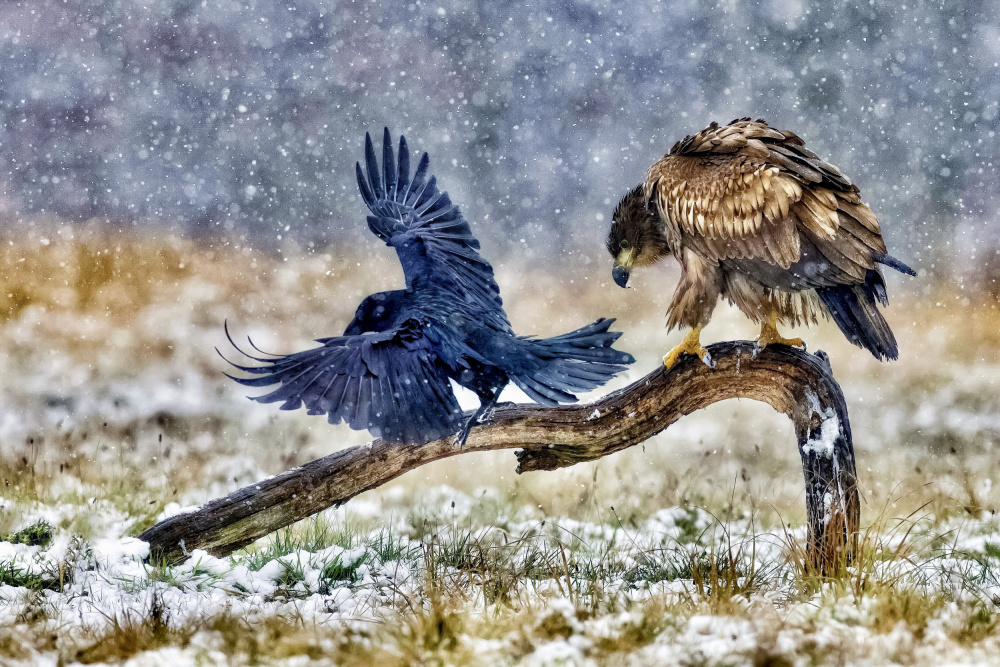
141 342 859 572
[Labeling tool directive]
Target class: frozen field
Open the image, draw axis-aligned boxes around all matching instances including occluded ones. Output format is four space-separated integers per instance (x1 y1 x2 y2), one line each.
1 228 999 665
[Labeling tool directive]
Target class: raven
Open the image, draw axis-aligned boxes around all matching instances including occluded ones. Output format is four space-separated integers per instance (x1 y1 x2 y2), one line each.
225 129 634 445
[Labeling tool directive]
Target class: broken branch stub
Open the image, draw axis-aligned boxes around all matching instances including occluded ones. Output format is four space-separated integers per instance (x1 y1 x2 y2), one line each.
140 341 859 573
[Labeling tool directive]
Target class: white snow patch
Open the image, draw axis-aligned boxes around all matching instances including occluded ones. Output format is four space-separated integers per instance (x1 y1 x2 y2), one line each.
92 536 150 563
157 502 202 521
523 638 591 666
801 409 839 459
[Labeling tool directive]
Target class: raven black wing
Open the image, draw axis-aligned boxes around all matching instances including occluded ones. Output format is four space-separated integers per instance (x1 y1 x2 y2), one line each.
222 322 463 445
356 129 508 329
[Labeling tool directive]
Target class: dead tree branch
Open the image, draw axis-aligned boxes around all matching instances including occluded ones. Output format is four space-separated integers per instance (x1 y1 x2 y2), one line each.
140 341 859 572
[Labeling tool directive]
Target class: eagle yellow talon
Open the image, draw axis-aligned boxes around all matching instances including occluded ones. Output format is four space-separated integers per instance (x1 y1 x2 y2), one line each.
663 327 708 369
757 315 804 349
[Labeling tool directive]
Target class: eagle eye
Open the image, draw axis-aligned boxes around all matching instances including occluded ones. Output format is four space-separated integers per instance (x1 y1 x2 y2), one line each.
619 240 631 250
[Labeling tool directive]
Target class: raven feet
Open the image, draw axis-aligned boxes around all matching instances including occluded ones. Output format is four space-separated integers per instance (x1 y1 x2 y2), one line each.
453 387 504 447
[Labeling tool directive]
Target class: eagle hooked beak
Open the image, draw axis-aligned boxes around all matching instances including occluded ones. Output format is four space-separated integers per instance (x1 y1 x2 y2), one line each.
613 248 633 288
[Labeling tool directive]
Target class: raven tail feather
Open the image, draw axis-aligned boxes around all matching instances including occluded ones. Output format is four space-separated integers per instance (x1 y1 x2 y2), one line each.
508 318 634 406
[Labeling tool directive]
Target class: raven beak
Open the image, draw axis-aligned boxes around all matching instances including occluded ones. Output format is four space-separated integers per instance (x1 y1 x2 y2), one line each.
612 264 630 288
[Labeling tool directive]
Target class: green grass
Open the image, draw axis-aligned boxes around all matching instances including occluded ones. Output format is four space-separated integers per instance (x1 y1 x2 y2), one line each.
0 521 62 592
0 561 59 591
239 515 362 571
0 520 53 548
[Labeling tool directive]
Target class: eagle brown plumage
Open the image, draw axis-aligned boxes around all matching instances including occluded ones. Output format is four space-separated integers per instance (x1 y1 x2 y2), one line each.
607 118 915 367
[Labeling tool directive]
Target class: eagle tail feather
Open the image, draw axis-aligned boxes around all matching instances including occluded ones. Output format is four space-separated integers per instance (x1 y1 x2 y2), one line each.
817 274 899 361
873 251 916 277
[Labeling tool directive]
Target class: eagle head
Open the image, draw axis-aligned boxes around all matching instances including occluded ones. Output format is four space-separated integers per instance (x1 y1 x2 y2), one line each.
607 184 671 288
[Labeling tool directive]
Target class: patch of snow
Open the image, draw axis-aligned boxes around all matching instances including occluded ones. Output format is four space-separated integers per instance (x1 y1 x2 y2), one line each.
157 502 202 521
522 639 591 666
801 409 839 459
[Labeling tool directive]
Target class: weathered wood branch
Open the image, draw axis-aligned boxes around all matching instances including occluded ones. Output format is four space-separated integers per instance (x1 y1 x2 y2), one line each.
141 341 859 572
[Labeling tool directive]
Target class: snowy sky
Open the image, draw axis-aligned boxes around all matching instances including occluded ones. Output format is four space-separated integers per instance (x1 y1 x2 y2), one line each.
1 0 997 273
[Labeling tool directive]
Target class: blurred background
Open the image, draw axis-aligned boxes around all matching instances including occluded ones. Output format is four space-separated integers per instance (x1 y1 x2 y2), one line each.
1 0 998 286
0 0 998 535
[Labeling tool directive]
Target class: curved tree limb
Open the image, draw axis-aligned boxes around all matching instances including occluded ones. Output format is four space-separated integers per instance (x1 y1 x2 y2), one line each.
140 342 859 572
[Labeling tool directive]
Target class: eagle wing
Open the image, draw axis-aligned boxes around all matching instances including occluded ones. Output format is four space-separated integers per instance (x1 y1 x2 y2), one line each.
356 129 508 330
222 321 464 445
645 118 887 285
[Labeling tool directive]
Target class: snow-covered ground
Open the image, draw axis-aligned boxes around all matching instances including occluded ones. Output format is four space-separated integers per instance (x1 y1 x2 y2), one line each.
4 486 1000 665
1 231 998 665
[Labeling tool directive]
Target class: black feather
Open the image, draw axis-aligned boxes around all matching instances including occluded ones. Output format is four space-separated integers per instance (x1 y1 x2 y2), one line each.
817 273 899 361
364 132 382 198
873 251 917 277
382 127 396 200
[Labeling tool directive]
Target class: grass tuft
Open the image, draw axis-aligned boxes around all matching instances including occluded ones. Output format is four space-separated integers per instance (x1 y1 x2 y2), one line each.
0 561 58 591
0 520 54 548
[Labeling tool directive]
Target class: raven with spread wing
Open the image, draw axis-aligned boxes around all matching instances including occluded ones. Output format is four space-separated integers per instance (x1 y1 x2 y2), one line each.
608 118 915 367
226 129 634 445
